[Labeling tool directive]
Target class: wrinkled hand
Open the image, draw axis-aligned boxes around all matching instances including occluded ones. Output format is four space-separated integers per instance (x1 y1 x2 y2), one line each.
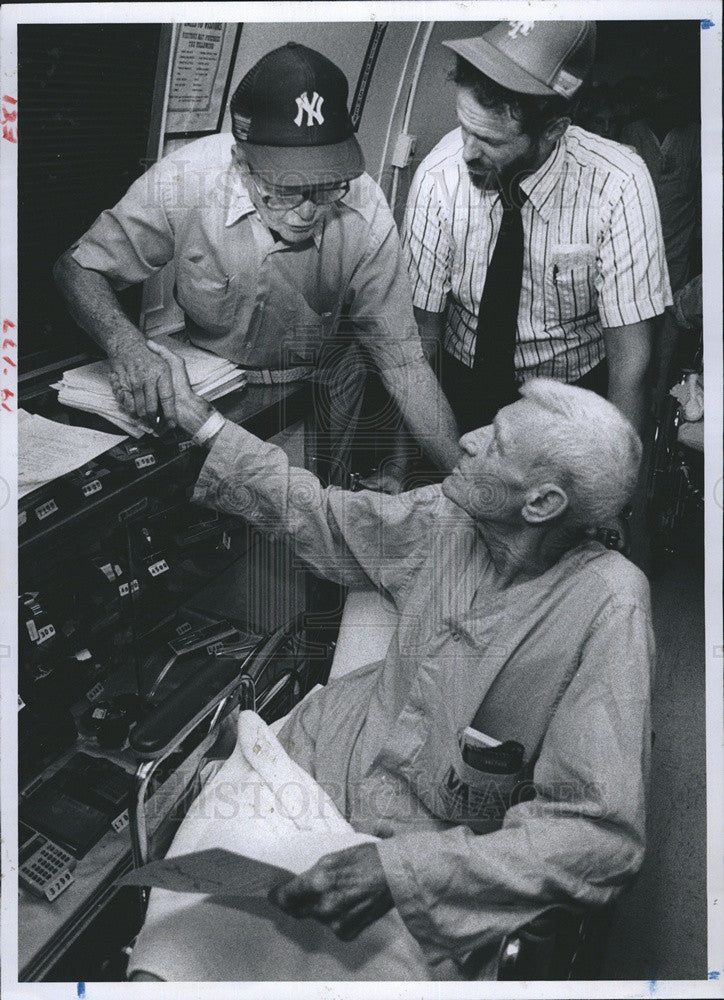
108 338 178 427
143 341 214 436
269 842 393 941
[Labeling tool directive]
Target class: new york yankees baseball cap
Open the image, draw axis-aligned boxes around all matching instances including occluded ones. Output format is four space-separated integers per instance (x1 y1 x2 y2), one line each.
443 21 596 99
230 42 365 185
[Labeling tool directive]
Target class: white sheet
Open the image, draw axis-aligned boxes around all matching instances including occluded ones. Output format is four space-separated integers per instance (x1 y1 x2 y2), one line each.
18 409 127 498
127 710 433 982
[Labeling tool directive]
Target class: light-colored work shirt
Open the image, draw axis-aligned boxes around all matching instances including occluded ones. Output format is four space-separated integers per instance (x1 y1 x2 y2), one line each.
193 419 655 968
72 133 424 374
403 124 672 382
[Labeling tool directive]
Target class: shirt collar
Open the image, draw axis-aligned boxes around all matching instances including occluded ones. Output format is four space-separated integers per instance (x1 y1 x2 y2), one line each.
519 133 567 223
225 163 256 227
224 163 323 250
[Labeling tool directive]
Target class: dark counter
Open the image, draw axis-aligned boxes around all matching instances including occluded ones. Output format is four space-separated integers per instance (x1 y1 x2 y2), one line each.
19 382 312 566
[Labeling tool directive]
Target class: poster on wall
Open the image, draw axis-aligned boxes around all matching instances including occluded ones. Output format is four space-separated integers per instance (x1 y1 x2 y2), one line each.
166 22 242 136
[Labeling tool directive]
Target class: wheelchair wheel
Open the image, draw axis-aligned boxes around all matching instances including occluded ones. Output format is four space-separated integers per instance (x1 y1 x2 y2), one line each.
647 394 704 565
647 396 683 561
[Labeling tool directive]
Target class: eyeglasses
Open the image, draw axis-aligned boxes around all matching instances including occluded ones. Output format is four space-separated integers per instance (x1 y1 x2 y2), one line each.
249 175 349 211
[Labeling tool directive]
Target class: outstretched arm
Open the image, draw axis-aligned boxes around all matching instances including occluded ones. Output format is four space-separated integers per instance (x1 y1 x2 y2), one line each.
381 359 462 474
603 319 654 436
381 307 461 475
54 151 185 427
147 342 443 595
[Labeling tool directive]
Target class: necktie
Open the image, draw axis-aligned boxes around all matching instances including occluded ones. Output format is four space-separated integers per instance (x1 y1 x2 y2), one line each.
473 179 526 419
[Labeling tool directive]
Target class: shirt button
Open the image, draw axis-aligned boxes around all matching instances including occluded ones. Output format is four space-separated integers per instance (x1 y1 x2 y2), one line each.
452 632 461 642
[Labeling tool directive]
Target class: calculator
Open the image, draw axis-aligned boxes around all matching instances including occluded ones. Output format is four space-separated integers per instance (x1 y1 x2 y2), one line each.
19 822 76 902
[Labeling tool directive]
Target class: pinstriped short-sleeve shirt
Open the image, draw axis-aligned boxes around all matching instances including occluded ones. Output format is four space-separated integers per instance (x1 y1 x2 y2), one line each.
403 125 673 383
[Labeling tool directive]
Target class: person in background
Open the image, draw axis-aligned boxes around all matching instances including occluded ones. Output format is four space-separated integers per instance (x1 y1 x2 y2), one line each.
617 77 664 183
54 43 461 486
619 69 701 295
654 272 703 412
617 69 701 422
575 81 616 140
403 21 672 440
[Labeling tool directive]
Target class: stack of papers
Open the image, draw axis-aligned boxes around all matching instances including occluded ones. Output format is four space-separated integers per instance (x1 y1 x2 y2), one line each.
18 409 128 499
52 335 247 437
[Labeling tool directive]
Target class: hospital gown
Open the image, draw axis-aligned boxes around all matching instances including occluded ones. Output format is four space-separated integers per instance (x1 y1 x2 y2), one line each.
187 420 654 973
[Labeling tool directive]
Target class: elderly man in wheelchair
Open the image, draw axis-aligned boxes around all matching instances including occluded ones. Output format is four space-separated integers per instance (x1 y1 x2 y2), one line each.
126 341 653 982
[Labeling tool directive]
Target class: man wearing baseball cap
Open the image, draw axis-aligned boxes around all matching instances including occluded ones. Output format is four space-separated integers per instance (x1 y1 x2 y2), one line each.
404 21 672 437
55 42 461 482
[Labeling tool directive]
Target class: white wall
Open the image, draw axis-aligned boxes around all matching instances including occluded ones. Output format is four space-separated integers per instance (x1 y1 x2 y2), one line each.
381 21 491 221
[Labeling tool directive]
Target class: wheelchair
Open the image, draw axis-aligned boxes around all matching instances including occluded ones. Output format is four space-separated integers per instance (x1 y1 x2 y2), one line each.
94 597 615 983
646 368 704 564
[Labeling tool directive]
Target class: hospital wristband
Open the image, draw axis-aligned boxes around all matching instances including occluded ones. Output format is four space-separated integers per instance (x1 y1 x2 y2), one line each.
192 409 227 448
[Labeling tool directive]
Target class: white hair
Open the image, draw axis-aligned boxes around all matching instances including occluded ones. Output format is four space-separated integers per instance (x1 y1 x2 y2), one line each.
519 378 642 525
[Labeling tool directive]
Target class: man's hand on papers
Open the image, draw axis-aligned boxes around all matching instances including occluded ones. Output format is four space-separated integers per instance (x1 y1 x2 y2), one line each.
144 341 214 436
269 842 393 941
108 337 178 427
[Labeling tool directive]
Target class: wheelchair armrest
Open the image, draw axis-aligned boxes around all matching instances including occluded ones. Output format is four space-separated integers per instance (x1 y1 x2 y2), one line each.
127 615 323 873
129 654 251 760
242 612 339 713
128 614 313 760
243 613 307 683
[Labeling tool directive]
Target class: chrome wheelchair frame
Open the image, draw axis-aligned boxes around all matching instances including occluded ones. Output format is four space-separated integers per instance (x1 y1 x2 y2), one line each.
129 614 329 880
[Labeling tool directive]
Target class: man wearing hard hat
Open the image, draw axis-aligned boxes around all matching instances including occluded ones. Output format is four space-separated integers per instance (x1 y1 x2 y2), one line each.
404 21 672 438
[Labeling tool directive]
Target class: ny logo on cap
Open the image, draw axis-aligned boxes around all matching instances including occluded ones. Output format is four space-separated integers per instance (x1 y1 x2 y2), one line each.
294 91 325 127
507 21 536 38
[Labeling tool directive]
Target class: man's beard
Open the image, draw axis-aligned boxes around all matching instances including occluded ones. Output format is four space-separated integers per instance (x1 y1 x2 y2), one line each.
467 141 542 194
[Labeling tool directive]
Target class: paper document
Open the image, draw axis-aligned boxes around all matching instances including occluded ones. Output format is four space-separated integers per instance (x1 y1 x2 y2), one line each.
18 409 127 498
117 849 294 897
53 334 247 437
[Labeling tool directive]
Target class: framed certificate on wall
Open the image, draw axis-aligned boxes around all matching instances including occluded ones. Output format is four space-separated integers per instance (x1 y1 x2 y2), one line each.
165 22 243 137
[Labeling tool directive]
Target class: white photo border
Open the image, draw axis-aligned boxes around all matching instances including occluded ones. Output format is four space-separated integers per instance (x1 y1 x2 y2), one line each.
1 2 722 999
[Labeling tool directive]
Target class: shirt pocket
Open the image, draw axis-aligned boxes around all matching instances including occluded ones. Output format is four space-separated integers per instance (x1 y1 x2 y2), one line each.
547 243 597 323
436 732 530 834
175 253 241 337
